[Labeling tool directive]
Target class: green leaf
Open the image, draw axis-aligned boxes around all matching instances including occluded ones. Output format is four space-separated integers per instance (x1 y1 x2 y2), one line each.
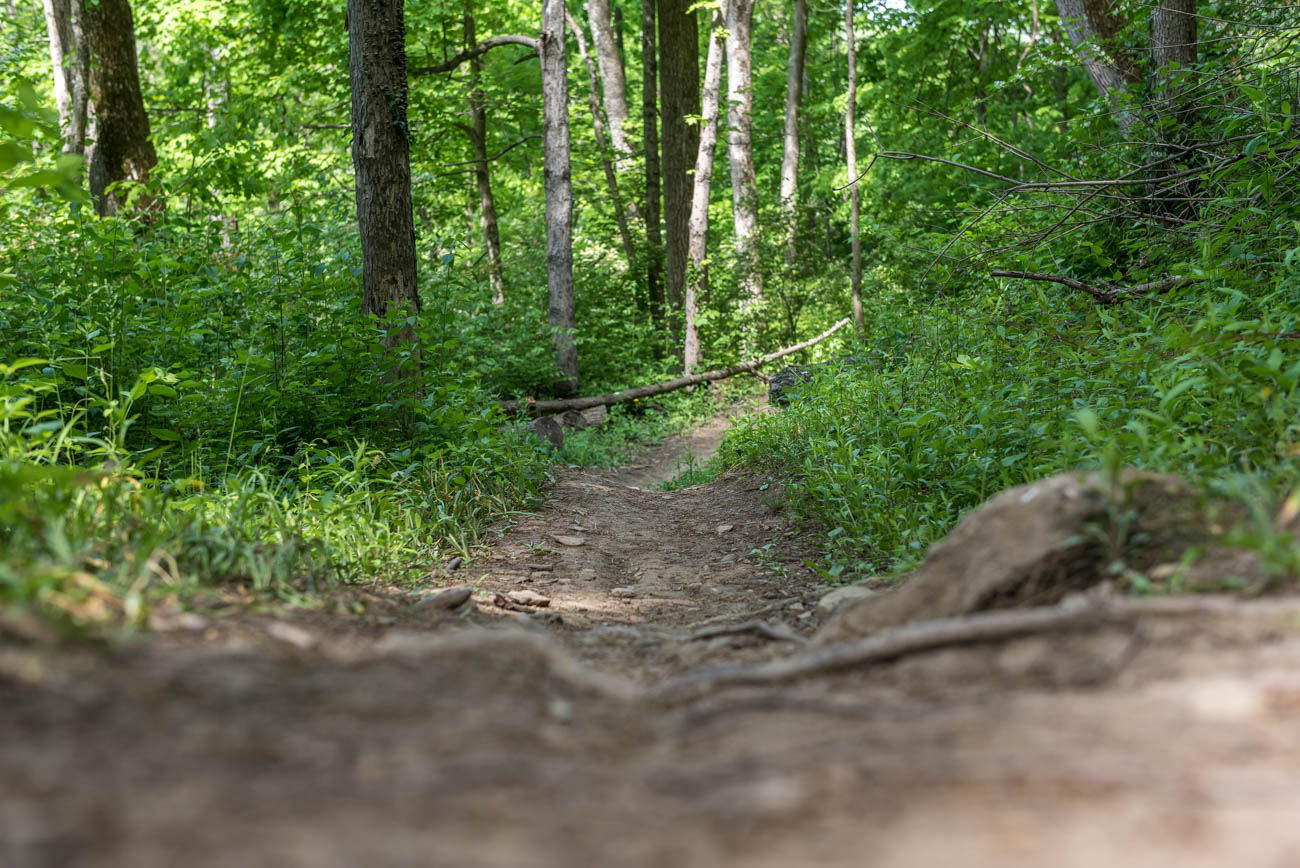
148 427 183 442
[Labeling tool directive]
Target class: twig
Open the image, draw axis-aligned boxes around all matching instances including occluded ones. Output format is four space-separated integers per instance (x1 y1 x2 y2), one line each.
686 619 807 644
684 597 800 630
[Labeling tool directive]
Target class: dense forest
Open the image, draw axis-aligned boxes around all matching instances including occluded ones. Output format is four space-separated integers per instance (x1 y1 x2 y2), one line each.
2 0 1299 623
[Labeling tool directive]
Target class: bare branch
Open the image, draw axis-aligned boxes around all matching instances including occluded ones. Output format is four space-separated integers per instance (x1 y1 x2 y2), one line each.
411 35 539 76
991 269 1194 303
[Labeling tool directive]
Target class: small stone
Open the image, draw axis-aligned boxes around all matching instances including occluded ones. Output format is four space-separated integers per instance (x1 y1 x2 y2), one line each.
815 584 877 616
445 556 463 571
578 569 598 581
265 621 315 649
525 563 554 572
719 553 737 565
418 586 473 611
555 535 587 547
716 524 734 534
610 587 637 599
507 589 551 608
788 602 806 613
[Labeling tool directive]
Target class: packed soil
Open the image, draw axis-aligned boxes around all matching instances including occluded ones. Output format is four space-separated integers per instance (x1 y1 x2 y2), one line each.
6 413 1300 867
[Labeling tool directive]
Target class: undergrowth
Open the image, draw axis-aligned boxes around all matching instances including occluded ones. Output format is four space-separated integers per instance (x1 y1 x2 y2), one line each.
722 275 1300 583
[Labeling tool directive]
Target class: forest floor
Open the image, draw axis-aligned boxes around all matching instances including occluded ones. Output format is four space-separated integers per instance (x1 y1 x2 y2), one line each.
6 410 1300 867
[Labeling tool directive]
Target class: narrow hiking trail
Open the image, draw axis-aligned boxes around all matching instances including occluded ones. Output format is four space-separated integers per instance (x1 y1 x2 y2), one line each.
6 414 1300 867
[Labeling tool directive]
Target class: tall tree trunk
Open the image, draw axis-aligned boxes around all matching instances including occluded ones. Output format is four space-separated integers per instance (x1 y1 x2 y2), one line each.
684 0 728 372
586 0 632 158
725 0 761 306
657 0 700 343
541 0 580 397
779 0 808 266
41 0 90 156
845 0 864 333
568 7 637 267
642 0 665 332
348 0 421 385
1053 0 1138 133
463 2 505 304
84 0 157 216
1150 0 1196 122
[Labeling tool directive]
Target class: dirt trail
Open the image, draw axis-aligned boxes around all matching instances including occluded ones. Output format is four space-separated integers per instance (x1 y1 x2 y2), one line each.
6 416 1300 867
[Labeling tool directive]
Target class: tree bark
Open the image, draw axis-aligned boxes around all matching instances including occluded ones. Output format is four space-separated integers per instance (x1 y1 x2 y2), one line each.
502 317 851 416
845 0 864 333
642 0 666 332
1053 0 1138 133
684 1 728 372
348 0 422 384
779 0 808 265
586 0 632 159
657 0 701 342
1150 0 1196 122
726 0 762 306
568 7 638 267
464 2 505 304
84 0 156 216
541 0 580 398
41 0 90 156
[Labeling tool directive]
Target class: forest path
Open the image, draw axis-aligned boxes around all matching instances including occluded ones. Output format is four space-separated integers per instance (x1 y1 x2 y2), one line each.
6 414 1300 866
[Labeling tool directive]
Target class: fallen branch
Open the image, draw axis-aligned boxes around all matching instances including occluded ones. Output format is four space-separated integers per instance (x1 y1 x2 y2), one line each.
990 269 1193 303
501 318 851 417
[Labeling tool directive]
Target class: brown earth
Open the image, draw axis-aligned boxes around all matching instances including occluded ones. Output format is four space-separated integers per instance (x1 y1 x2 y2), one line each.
5 415 1300 867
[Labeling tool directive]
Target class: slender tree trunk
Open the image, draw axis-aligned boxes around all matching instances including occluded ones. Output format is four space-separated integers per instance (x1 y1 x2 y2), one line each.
41 0 90 156
658 0 700 343
587 0 632 158
779 0 808 265
568 7 637 266
1053 0 1138 133
845 0 864 333
463 3 505 304
349 0 422 388
642 0 665 331
541 0 580 397
684 1 728 372
974 19 991 128
84 0 157 216
726 0 761 306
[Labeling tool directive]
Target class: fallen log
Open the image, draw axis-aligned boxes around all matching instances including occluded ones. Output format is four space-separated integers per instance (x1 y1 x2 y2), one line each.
501 317 851 417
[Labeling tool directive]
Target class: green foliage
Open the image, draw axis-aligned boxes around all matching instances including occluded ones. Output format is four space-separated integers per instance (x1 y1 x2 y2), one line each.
722 273 1300 580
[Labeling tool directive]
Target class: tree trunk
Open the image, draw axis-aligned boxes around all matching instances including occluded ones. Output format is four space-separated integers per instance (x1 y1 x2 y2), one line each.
586 0 632 159
657 0 700 343
541 0 580 398
464 2 505 305
41 0 90 156
1150 0 1196 121
684 0 728 373
726 0 761 306
568 7 637 267
779 0 808 265
348 0 422 385
845 0 864 333
84 0 157 216
1053 0 1138 133
642 0 665 333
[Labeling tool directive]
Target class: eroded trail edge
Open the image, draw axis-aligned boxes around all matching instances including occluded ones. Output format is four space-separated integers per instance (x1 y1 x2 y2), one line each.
6 420 1300 868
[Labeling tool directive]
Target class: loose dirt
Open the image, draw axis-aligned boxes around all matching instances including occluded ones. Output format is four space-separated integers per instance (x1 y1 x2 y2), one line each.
6 414 1300 867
